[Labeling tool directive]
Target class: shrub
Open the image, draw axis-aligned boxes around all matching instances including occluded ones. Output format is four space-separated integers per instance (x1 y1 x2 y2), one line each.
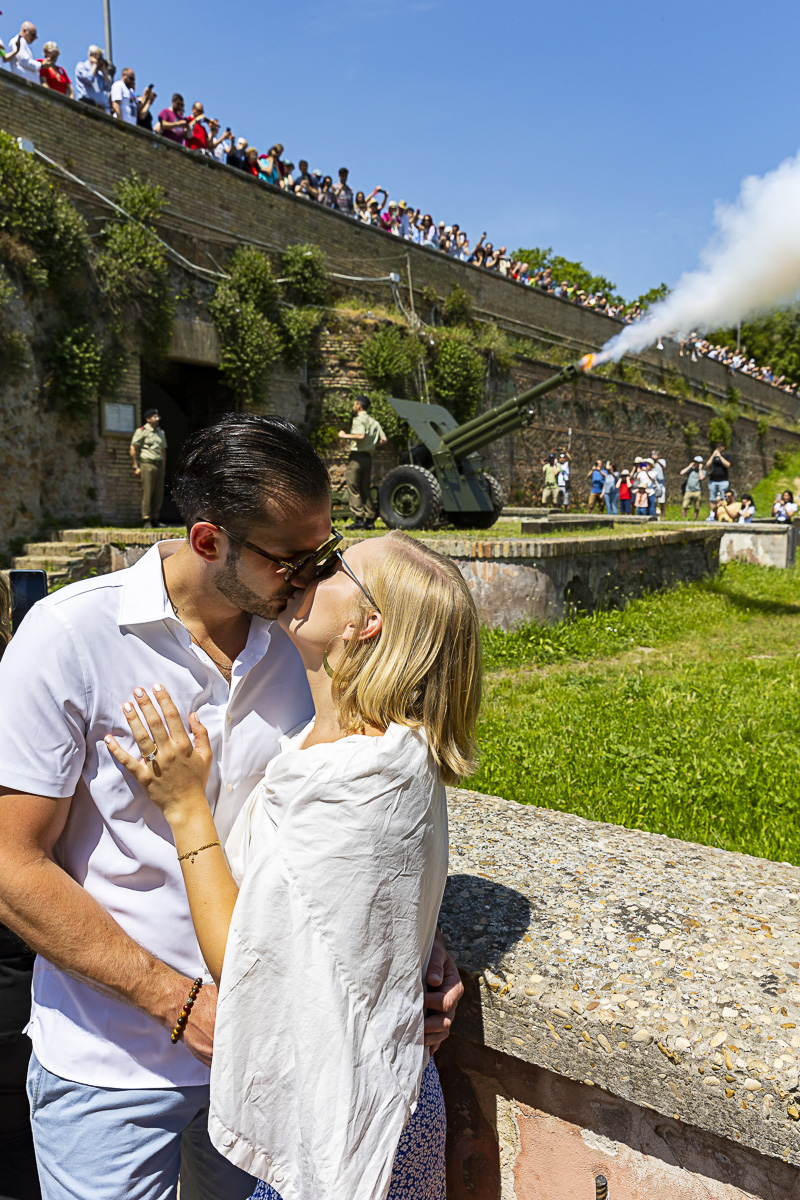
429 330 485 424
475 322 515 375
708 416 732 448
682 420 700 449
226 245 280 318
95 174 173 362
209 281 282 406
47 323 103 415
280 307 323 368
360 326 422 394
757 416 770 444
281 243 329 307
443 283 474 327
0 130 87 288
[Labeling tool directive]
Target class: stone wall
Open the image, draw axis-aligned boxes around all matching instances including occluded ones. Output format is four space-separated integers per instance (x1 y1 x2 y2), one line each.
2 70 800 556
440 789 800 1199
312 319 794 507
420 528 721 628
1 72 795 420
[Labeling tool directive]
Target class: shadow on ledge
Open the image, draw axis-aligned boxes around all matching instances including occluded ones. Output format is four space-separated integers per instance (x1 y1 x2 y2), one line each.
438 873 532 1199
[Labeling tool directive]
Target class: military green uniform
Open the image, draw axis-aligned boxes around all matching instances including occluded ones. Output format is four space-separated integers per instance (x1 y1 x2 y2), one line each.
131 423 167 524
346 410 386 524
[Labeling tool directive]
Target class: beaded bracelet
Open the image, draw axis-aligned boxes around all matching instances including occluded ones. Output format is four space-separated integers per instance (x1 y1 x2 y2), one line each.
171 977 203 1044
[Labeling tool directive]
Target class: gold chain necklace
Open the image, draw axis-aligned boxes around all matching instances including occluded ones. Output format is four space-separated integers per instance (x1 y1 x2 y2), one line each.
166 593 233 678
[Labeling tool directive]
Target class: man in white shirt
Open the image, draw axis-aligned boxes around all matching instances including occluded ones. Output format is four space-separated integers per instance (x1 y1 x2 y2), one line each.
110 66 140 124
0 413 462 1200
4 21 40 82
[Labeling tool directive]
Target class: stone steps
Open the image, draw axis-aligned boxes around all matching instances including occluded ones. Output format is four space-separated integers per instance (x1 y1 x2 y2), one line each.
11 540 108 589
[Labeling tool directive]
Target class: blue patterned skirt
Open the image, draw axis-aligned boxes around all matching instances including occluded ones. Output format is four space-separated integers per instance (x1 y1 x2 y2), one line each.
249 1056 446 1199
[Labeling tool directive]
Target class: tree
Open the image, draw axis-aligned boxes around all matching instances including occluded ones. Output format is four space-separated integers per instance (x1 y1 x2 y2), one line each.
708 307 800 384
513 246 623 303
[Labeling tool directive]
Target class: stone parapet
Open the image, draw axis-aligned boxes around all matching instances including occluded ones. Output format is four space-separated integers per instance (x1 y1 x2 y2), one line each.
440 789 800 1197
0 70 796 421
413 528 721 628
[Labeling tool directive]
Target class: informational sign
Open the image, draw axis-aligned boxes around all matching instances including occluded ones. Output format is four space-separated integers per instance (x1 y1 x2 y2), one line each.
102 401 137 435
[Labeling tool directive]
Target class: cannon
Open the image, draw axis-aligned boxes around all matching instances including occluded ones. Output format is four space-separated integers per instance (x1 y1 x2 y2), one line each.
378 359 584 530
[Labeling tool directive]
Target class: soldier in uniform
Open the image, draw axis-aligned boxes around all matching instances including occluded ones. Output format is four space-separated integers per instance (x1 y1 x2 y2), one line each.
130 408 168 528
338 395 387 530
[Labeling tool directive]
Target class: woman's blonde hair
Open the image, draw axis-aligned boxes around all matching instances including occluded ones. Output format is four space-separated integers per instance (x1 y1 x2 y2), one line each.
330 532 482 785
0 572 10 660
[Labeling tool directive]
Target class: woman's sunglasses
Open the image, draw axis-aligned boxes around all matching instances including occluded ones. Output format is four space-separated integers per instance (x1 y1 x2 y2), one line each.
314 549 380 611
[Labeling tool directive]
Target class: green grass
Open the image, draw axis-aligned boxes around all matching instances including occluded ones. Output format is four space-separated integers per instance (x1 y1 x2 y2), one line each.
471 563 800 865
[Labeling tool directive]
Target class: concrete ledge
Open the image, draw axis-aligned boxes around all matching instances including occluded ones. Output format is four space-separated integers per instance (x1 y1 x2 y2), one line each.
720 523 798 569
441 789 800 1196
521 515 656 534
420 528 721 628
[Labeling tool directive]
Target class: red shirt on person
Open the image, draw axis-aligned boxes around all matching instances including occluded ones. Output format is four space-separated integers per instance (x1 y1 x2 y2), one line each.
186 120 208 151
40 62 72 95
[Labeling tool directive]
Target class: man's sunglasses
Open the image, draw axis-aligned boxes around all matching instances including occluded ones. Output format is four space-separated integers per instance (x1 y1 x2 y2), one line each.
214 525 343 584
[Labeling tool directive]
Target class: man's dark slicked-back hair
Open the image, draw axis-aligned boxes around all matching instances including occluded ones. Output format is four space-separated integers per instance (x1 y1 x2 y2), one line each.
171 413 330 535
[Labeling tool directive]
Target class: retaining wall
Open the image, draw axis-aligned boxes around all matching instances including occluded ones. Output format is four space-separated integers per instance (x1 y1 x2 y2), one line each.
719 524 798 569
2 71 800 557
440 789 800 1199
427 528 722 628
0 72 796 420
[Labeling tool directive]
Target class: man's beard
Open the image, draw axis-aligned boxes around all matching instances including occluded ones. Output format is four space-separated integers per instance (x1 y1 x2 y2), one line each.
213 546 295 620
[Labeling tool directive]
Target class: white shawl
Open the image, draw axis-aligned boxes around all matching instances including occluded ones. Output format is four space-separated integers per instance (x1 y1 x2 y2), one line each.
209 722 448 1200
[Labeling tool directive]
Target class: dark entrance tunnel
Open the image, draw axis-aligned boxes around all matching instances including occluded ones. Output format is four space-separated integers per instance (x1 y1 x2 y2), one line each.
141 364 236 523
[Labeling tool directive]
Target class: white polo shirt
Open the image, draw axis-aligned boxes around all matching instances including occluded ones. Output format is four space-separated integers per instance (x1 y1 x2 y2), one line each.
0 541 313 1089
110 78 139 124
4 33 41 81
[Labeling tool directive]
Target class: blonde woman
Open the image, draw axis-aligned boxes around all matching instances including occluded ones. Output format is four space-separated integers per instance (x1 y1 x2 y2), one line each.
106 532 482 1200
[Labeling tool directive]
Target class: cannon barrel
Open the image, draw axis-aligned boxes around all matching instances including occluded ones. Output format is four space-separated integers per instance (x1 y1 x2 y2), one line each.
439 360 583 461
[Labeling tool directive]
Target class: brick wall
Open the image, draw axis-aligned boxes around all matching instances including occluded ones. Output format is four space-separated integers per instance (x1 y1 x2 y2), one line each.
1 71 799 554
1 70 796 421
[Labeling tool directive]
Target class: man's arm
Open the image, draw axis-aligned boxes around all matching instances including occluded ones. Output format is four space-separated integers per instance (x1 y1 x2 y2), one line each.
423 929 463 1049
0 786 215 1065
3 35 20 62
129 440 141 476
679 464 690 475
718 454 731 468
111 99 122 119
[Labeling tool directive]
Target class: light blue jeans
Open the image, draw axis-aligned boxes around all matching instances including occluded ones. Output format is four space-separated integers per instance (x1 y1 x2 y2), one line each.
708 479 729 503
27 1051 258 1200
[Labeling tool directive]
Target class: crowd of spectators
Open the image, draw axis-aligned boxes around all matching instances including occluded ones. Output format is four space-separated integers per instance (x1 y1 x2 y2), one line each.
1 18 796 394
677 334 797 396
539 443 797 525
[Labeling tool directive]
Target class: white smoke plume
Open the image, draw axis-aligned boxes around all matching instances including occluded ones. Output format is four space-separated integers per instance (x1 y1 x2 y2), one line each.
596 150 800 364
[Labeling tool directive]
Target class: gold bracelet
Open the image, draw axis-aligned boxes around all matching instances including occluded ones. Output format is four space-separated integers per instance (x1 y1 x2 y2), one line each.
177 841 221 864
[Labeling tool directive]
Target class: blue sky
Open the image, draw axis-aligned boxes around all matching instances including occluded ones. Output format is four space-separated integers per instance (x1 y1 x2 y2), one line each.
4 0 800 299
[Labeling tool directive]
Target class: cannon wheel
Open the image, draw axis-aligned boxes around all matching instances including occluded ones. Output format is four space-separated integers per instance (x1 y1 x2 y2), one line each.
379 466 443 530
447 474 506 530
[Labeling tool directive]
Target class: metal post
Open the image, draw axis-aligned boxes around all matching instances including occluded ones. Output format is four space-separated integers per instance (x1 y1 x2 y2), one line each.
102 0 113 68
595 1175 609 1200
